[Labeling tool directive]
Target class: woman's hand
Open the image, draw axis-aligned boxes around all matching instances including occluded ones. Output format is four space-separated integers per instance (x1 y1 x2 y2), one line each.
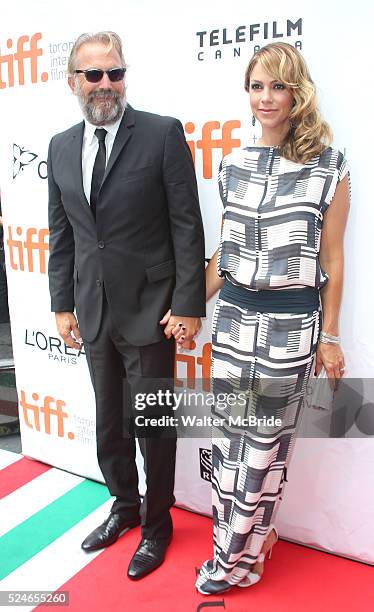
315 341 345 386
160 309 201 348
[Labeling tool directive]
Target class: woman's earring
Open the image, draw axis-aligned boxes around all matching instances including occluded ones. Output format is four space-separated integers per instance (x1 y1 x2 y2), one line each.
252 115 256 126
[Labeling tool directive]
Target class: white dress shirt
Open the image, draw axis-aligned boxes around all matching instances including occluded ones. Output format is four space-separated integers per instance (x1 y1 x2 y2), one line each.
82 114 123 203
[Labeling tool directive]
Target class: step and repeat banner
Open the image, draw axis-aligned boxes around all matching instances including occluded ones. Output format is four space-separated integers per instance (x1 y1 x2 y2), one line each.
1 0 373 564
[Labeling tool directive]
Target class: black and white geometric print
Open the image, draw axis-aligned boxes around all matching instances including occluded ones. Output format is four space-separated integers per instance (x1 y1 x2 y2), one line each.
217 146 349 291
196 145 347 592
196 298 320 592
210 298 320 437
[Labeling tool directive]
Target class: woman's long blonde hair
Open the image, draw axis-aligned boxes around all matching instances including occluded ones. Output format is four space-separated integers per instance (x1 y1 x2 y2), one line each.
244 43 332 163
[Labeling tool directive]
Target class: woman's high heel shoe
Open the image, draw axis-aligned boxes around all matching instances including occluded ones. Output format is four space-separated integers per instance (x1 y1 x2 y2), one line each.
197 524 279 594
259 523 279 561
237 523 279 588
196 580 233 596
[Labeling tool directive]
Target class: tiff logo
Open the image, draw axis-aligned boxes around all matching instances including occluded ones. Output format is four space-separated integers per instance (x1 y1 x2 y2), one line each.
6 226 49 273
185 120 241 179
0 33 48 89
20 390 75 440
175 341 212 391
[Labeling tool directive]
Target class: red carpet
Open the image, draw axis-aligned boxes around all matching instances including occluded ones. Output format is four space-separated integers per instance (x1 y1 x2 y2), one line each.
38 507 372 612
0 457 51 499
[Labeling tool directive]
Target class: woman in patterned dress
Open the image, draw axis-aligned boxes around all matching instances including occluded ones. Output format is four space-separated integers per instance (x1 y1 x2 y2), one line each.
190 43 350 595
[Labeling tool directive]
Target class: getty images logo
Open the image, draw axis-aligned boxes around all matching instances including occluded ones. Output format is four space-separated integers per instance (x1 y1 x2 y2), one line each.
13 144 47 180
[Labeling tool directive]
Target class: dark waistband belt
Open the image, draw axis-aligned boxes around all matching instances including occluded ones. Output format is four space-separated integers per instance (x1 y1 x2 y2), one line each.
220 279 320 314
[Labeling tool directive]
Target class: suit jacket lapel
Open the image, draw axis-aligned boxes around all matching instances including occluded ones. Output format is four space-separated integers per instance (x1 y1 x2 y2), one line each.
102 104 136 185
70 121 90 208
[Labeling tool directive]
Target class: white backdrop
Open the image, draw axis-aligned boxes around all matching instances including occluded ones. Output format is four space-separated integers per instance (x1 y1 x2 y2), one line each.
1 0 373 565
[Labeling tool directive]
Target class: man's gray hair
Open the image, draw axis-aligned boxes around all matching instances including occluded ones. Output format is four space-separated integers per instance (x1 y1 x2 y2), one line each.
68 31 126 75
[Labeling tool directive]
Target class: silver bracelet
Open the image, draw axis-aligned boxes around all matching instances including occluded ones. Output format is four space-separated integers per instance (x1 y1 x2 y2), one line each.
319 331 340 345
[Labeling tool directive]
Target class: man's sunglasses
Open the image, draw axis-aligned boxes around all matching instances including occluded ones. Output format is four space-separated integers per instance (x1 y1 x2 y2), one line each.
74 68 126 83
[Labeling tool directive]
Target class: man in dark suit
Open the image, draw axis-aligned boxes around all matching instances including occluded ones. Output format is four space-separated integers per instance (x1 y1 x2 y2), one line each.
48 31 205 580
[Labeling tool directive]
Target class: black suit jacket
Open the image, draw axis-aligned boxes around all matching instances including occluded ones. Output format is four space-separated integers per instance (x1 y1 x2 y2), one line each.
48 105 206 345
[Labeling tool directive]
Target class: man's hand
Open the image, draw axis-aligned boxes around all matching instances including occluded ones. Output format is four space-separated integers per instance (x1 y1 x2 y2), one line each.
55 311 82 350
160 310 201 348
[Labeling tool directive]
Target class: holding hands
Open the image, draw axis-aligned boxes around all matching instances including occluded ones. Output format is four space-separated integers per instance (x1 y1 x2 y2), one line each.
160 309 201 349
55 309 201 351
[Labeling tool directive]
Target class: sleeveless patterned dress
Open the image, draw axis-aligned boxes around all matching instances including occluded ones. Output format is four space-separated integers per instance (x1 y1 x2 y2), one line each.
196 146 349 592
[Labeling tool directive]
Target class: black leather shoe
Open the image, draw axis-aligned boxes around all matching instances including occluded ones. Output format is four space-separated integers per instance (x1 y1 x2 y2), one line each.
81 513 140 552
127 536 172 580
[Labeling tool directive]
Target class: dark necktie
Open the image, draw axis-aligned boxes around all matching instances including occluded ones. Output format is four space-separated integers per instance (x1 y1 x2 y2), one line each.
90 128 107 220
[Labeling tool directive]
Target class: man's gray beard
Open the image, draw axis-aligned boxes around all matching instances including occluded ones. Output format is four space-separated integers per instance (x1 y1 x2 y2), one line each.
77 87 125 125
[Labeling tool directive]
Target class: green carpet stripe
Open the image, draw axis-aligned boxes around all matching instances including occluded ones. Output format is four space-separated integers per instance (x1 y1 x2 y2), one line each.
0 479 110 579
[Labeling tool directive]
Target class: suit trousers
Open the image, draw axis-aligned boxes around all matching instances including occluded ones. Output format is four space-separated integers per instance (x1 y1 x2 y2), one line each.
83 293 176 539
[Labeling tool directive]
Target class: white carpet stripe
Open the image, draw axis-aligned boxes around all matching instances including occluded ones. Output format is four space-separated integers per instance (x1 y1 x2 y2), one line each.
0 469 84 537
0 448 21 470
0 499 113 612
